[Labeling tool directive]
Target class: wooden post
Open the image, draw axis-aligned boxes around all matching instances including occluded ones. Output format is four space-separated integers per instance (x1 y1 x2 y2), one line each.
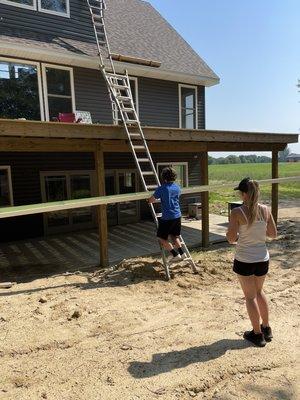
95 143 109 267
200 152 209 248
271 150 279 223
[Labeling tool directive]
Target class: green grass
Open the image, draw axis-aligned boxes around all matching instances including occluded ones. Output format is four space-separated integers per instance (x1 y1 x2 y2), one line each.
208 162 300 214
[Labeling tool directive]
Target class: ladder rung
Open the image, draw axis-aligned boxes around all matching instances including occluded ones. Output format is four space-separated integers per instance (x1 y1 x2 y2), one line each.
117 95 131 102
142 171 155 175
125 120 139 124
129 133 141 137
106 73 127 80
133 145 145 150
147 185 157 190
112 83 129 90
122 107 134 113
156 213 162 218
137 158 150 162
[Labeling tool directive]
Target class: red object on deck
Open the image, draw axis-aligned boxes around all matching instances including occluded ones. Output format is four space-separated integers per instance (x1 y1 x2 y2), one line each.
58 113 82 123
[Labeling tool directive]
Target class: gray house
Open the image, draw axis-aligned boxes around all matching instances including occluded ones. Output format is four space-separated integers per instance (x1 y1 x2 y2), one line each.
0 0 297 249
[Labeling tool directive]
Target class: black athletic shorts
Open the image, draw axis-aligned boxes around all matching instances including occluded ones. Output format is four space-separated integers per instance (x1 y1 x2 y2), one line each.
233 259 269 277
157 217 181 240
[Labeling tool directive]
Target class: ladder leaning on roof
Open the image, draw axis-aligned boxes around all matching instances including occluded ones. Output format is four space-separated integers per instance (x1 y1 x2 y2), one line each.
86 0 198 280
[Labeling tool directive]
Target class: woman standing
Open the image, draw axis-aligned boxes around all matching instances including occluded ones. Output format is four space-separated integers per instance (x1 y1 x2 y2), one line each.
227 178 277 347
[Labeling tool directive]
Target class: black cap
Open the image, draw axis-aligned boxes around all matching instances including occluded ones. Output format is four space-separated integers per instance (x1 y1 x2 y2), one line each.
234 177 251 193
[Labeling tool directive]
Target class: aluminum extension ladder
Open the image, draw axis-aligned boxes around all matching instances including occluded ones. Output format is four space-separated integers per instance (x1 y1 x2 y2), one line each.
87 0 197 280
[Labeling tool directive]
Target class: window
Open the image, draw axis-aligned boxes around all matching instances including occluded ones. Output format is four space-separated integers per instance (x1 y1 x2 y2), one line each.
42 65 75 121
157 162 188 187
0 59 43 120
0 167 14 207
38 0 70 17
115 77 139 124
179 84 198 129
0 0 69 16
0 0 36 10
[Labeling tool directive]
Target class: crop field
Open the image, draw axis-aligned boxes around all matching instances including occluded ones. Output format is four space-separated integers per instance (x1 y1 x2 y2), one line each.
208 162 300 213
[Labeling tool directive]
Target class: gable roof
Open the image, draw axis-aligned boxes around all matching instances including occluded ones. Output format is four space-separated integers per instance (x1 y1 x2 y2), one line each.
0 0 219 86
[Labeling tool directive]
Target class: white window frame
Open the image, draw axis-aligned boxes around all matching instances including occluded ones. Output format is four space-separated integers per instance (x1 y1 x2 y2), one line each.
0 0 36 10
0 166 14 207
41 64 76 121
0 56 45 121
178 84 198 129
157 162 189 187
114 76 139 125
37 0 70 18
130 77 139 116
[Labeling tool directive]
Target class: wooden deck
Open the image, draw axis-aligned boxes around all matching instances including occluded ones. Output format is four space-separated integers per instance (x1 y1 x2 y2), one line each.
0 215 227 278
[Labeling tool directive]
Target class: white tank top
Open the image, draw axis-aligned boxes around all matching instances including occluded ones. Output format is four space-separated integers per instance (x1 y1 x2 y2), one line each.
235 205 269 263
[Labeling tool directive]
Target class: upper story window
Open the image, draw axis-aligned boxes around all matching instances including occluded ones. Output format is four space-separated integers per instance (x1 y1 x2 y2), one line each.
179 84 198 129
115 77 139 124
0 0 70 17
0 59 44 120
0 0 36 10
42 65 75 121
38 0 70 17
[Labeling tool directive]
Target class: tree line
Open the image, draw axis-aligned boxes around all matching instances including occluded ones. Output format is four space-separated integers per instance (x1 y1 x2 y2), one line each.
209 148 291 165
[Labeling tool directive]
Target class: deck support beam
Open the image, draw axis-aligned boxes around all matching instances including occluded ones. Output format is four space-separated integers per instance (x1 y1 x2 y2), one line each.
95 143 109 267
200 152 209 248
271 150 279 223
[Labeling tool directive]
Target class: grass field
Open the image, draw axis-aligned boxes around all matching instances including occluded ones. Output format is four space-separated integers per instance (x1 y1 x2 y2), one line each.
208 162 300 214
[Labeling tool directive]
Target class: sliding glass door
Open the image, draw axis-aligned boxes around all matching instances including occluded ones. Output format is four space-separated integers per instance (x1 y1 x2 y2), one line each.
41 171 96 234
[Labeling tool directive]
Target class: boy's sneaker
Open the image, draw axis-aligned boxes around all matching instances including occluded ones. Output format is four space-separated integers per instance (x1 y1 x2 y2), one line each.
261 325 273 342
243 330 266 347
167 254 182 264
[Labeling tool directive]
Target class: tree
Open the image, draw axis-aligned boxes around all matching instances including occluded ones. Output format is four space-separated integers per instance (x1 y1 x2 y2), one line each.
279 146 290 162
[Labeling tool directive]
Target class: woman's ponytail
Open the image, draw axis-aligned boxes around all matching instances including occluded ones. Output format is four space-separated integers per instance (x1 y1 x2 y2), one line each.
247 180 260 226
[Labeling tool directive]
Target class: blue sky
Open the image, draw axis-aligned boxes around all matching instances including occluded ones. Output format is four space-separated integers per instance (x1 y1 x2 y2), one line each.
148 0 300 157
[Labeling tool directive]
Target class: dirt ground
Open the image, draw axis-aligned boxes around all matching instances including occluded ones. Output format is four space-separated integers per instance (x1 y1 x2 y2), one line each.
0 205 299 400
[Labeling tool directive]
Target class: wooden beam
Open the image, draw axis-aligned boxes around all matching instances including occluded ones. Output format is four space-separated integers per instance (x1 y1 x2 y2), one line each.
95 143 109 267
207 142 287 152
0 119 297 145
271 150 279 223
200 152 209 248
102 140 207 153
0 137 96 152
1 177 298 219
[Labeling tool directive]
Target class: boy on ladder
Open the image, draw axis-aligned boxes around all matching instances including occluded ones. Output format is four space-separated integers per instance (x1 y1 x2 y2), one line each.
148 167 185 263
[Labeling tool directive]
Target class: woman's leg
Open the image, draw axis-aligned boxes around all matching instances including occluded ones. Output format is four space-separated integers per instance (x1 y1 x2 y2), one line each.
255 275 269 327
237 275 262 333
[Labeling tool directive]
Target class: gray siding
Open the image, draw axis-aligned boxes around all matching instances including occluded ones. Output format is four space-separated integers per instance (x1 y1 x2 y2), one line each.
74 67 112 124
73 68 205 128
0 0 94 42
138 78 179 128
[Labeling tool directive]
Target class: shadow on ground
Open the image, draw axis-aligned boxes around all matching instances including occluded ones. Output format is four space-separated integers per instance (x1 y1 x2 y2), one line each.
128 339 250 378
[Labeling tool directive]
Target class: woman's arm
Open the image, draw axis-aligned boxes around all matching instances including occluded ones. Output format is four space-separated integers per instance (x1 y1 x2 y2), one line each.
266 208 277 238
226 208 240 244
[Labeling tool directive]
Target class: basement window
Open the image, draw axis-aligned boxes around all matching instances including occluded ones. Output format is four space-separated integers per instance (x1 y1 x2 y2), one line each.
179 84 198 129
157 162 189 188
42 65 75 121
38 0 70 17
0 167 14 207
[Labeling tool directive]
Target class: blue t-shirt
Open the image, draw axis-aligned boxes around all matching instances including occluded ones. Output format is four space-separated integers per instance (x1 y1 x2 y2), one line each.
154 182 181 220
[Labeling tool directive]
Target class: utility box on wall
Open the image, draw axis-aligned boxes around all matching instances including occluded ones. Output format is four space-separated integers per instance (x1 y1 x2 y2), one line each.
188 203 202 219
